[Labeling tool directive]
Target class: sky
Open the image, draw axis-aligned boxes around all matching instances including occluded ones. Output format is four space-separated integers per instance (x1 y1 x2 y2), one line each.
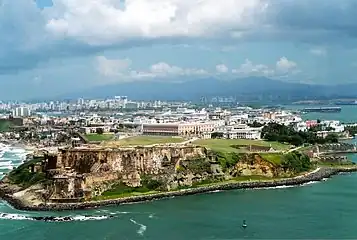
1 0 357 100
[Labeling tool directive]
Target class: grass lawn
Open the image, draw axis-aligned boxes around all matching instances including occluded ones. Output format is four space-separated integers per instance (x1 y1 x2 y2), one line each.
85 133 114 142
193 139 290 153
260 153 284 165
93 190 160 200
0 120 12 132
104 136 185 146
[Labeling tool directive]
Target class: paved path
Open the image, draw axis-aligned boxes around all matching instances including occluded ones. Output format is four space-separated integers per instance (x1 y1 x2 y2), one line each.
179 137 199 145
286 146 303 153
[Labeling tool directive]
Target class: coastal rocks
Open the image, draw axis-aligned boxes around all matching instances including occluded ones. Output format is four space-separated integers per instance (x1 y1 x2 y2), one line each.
2 167 357 211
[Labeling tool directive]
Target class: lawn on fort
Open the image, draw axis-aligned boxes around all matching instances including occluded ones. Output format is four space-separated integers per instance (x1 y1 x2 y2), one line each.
103 135 185 146
193 139 291 153
85 133 115 142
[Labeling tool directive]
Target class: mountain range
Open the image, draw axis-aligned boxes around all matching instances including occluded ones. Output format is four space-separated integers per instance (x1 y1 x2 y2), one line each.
57 77 357 103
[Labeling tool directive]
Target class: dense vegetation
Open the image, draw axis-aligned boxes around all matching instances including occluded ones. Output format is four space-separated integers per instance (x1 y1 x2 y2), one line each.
214 150 311 174
215 152 244 170
7 157 48 187
262 122 338 146
281 151 312 173
345 125 357 136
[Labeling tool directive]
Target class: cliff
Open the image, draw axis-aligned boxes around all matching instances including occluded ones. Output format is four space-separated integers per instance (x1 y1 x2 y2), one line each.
0 145 309 207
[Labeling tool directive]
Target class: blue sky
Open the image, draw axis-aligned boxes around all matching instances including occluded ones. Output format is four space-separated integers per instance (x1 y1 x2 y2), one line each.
1 0 357 100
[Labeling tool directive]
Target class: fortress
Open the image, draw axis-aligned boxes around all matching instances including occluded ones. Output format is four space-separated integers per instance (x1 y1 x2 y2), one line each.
39 145 208 202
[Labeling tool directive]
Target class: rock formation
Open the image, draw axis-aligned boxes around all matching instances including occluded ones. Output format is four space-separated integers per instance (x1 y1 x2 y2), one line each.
1 145 298 205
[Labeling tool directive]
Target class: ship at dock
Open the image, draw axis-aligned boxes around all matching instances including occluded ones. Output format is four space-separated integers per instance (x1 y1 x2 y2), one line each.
335 100 357 105
302 107 342 113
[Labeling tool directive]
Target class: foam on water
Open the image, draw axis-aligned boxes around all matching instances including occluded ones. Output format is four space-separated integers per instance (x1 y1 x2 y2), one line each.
0 161 12 166
130 219 147 236
0 212 113 222
0 144 31 180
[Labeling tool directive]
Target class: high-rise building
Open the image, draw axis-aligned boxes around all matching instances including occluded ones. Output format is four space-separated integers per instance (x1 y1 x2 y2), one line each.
77 98 84 105
12 107 31 117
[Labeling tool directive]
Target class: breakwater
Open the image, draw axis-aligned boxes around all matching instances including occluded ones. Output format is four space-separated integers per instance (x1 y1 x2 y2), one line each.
1 167 357 211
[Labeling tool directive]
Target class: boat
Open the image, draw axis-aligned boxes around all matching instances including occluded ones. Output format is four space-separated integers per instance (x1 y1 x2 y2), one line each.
302 107 341 113
335 100 357 105
242 220 247 229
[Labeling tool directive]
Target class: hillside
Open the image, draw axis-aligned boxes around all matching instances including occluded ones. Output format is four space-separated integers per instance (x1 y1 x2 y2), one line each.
57 77 357 102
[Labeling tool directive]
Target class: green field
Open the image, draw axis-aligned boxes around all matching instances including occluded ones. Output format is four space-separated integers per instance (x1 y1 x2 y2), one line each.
260 153 284 165
85 133 114 142
104 136 185 146
193 139 290 153
0 120 12 132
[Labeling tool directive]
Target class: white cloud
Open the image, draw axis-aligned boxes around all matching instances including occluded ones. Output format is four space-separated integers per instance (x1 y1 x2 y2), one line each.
133 62 208 79
45 0 266 45
96 57 207 80
96 56 299 81
232 59 274 76
216 64 229 73
276 57 297 73
96 56 131 76
309 47 327 56
232 57 298 77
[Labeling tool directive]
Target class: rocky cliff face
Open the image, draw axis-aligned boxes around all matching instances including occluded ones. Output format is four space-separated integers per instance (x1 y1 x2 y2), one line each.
49 145 207 199
9 146 290 203
231 154 277 178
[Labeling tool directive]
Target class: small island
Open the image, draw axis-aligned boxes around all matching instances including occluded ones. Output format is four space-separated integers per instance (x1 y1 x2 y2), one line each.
1 135 356 211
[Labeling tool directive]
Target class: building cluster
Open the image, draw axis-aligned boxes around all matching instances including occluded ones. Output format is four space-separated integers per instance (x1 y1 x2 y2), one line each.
0 96 349 147
0 96 190 114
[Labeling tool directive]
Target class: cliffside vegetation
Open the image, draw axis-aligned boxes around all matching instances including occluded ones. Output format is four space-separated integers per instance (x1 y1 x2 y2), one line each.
7 157 48 188
95 175 164 200
281 151 312 173
177 158 212 174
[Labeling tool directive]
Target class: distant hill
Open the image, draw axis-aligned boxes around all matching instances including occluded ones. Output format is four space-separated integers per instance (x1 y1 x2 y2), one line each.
57 77 357 103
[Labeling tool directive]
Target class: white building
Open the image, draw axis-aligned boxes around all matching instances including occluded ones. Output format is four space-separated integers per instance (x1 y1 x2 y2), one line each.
322 120 345 132
215 124 262 140
223 128 261 140
294 121 308 132
12 107 31 117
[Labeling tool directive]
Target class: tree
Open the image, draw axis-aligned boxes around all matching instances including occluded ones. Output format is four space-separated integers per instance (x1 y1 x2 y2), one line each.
290 135 304 147
211 132 224 139
325 133 339 143
248 121 265 128
96 128 104 134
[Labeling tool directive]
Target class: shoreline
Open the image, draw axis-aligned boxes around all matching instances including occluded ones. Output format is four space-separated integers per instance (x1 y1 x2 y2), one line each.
1 166 357 211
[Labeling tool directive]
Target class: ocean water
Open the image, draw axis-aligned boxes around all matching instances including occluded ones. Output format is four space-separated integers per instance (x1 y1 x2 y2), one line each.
1 105 357 239
286 104 357 123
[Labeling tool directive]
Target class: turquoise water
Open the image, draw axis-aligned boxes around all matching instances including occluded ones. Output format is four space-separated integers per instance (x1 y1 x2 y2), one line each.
2 105 357 239
286 104 357 123
2 175 357 239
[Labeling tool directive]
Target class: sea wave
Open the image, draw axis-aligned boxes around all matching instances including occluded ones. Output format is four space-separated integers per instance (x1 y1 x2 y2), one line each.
0 144 31 179
0 161 12 166
0 212 114 222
